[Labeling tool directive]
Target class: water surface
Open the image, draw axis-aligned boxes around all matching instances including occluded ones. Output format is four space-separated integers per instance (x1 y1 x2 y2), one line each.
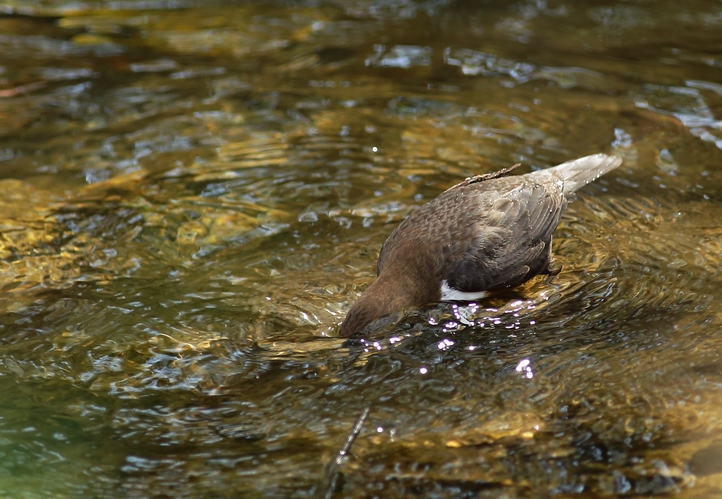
0 0 721 497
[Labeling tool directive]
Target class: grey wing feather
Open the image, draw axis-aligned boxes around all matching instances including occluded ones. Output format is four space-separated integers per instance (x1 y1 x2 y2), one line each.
444 179 565 292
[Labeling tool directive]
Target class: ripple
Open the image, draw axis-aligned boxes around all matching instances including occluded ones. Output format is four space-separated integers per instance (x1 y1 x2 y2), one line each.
1 2 722 498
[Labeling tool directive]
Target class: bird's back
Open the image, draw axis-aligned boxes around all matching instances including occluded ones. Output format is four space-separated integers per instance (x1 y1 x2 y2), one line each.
378 153 622 285
378 171 566 292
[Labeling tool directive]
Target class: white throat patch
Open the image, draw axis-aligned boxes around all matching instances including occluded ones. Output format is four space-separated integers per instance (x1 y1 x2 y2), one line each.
440 280 490 302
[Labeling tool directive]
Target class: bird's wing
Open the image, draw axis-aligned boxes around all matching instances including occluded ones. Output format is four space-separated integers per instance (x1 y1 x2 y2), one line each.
444 177 566 292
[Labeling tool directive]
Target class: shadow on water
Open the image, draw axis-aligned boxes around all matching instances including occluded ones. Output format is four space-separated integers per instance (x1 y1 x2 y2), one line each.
0 0 721 497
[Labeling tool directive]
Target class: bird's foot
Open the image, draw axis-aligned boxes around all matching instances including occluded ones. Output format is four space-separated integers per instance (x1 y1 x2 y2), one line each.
545 261 562 290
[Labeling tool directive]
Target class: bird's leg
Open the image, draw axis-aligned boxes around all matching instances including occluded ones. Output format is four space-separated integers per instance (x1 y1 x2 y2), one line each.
544 237 562 289
545 260 562 287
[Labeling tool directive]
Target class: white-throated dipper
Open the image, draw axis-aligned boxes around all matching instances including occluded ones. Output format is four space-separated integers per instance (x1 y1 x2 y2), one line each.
338 153 622 337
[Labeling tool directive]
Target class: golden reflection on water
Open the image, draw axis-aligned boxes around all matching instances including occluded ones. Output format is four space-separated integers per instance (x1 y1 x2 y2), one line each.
0 0 721 497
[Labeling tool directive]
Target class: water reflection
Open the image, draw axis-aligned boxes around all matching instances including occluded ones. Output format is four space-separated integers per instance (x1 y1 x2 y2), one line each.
0 0 721 497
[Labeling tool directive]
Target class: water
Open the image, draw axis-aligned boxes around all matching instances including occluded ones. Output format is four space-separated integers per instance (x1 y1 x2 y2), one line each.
0 0 721 497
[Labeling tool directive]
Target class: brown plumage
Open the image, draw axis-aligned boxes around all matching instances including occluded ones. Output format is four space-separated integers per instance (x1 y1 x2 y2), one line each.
338 154 622 337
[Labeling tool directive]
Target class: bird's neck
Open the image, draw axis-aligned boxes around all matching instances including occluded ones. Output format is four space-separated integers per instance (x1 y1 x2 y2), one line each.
339 267 435 337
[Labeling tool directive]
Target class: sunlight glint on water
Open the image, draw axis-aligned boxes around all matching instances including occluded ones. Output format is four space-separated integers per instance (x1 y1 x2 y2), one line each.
0 1 721 497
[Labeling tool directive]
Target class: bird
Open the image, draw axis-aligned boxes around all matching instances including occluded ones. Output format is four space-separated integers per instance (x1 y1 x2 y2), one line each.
338 153 622 337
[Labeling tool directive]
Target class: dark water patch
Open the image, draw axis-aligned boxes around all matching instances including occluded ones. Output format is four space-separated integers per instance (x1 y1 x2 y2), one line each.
1 0 722 497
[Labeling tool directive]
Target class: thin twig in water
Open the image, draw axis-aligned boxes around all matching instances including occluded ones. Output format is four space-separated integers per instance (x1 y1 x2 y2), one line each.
322 406 370 499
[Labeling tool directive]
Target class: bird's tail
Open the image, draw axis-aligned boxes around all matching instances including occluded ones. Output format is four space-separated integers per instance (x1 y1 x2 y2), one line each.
529 154 622 195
